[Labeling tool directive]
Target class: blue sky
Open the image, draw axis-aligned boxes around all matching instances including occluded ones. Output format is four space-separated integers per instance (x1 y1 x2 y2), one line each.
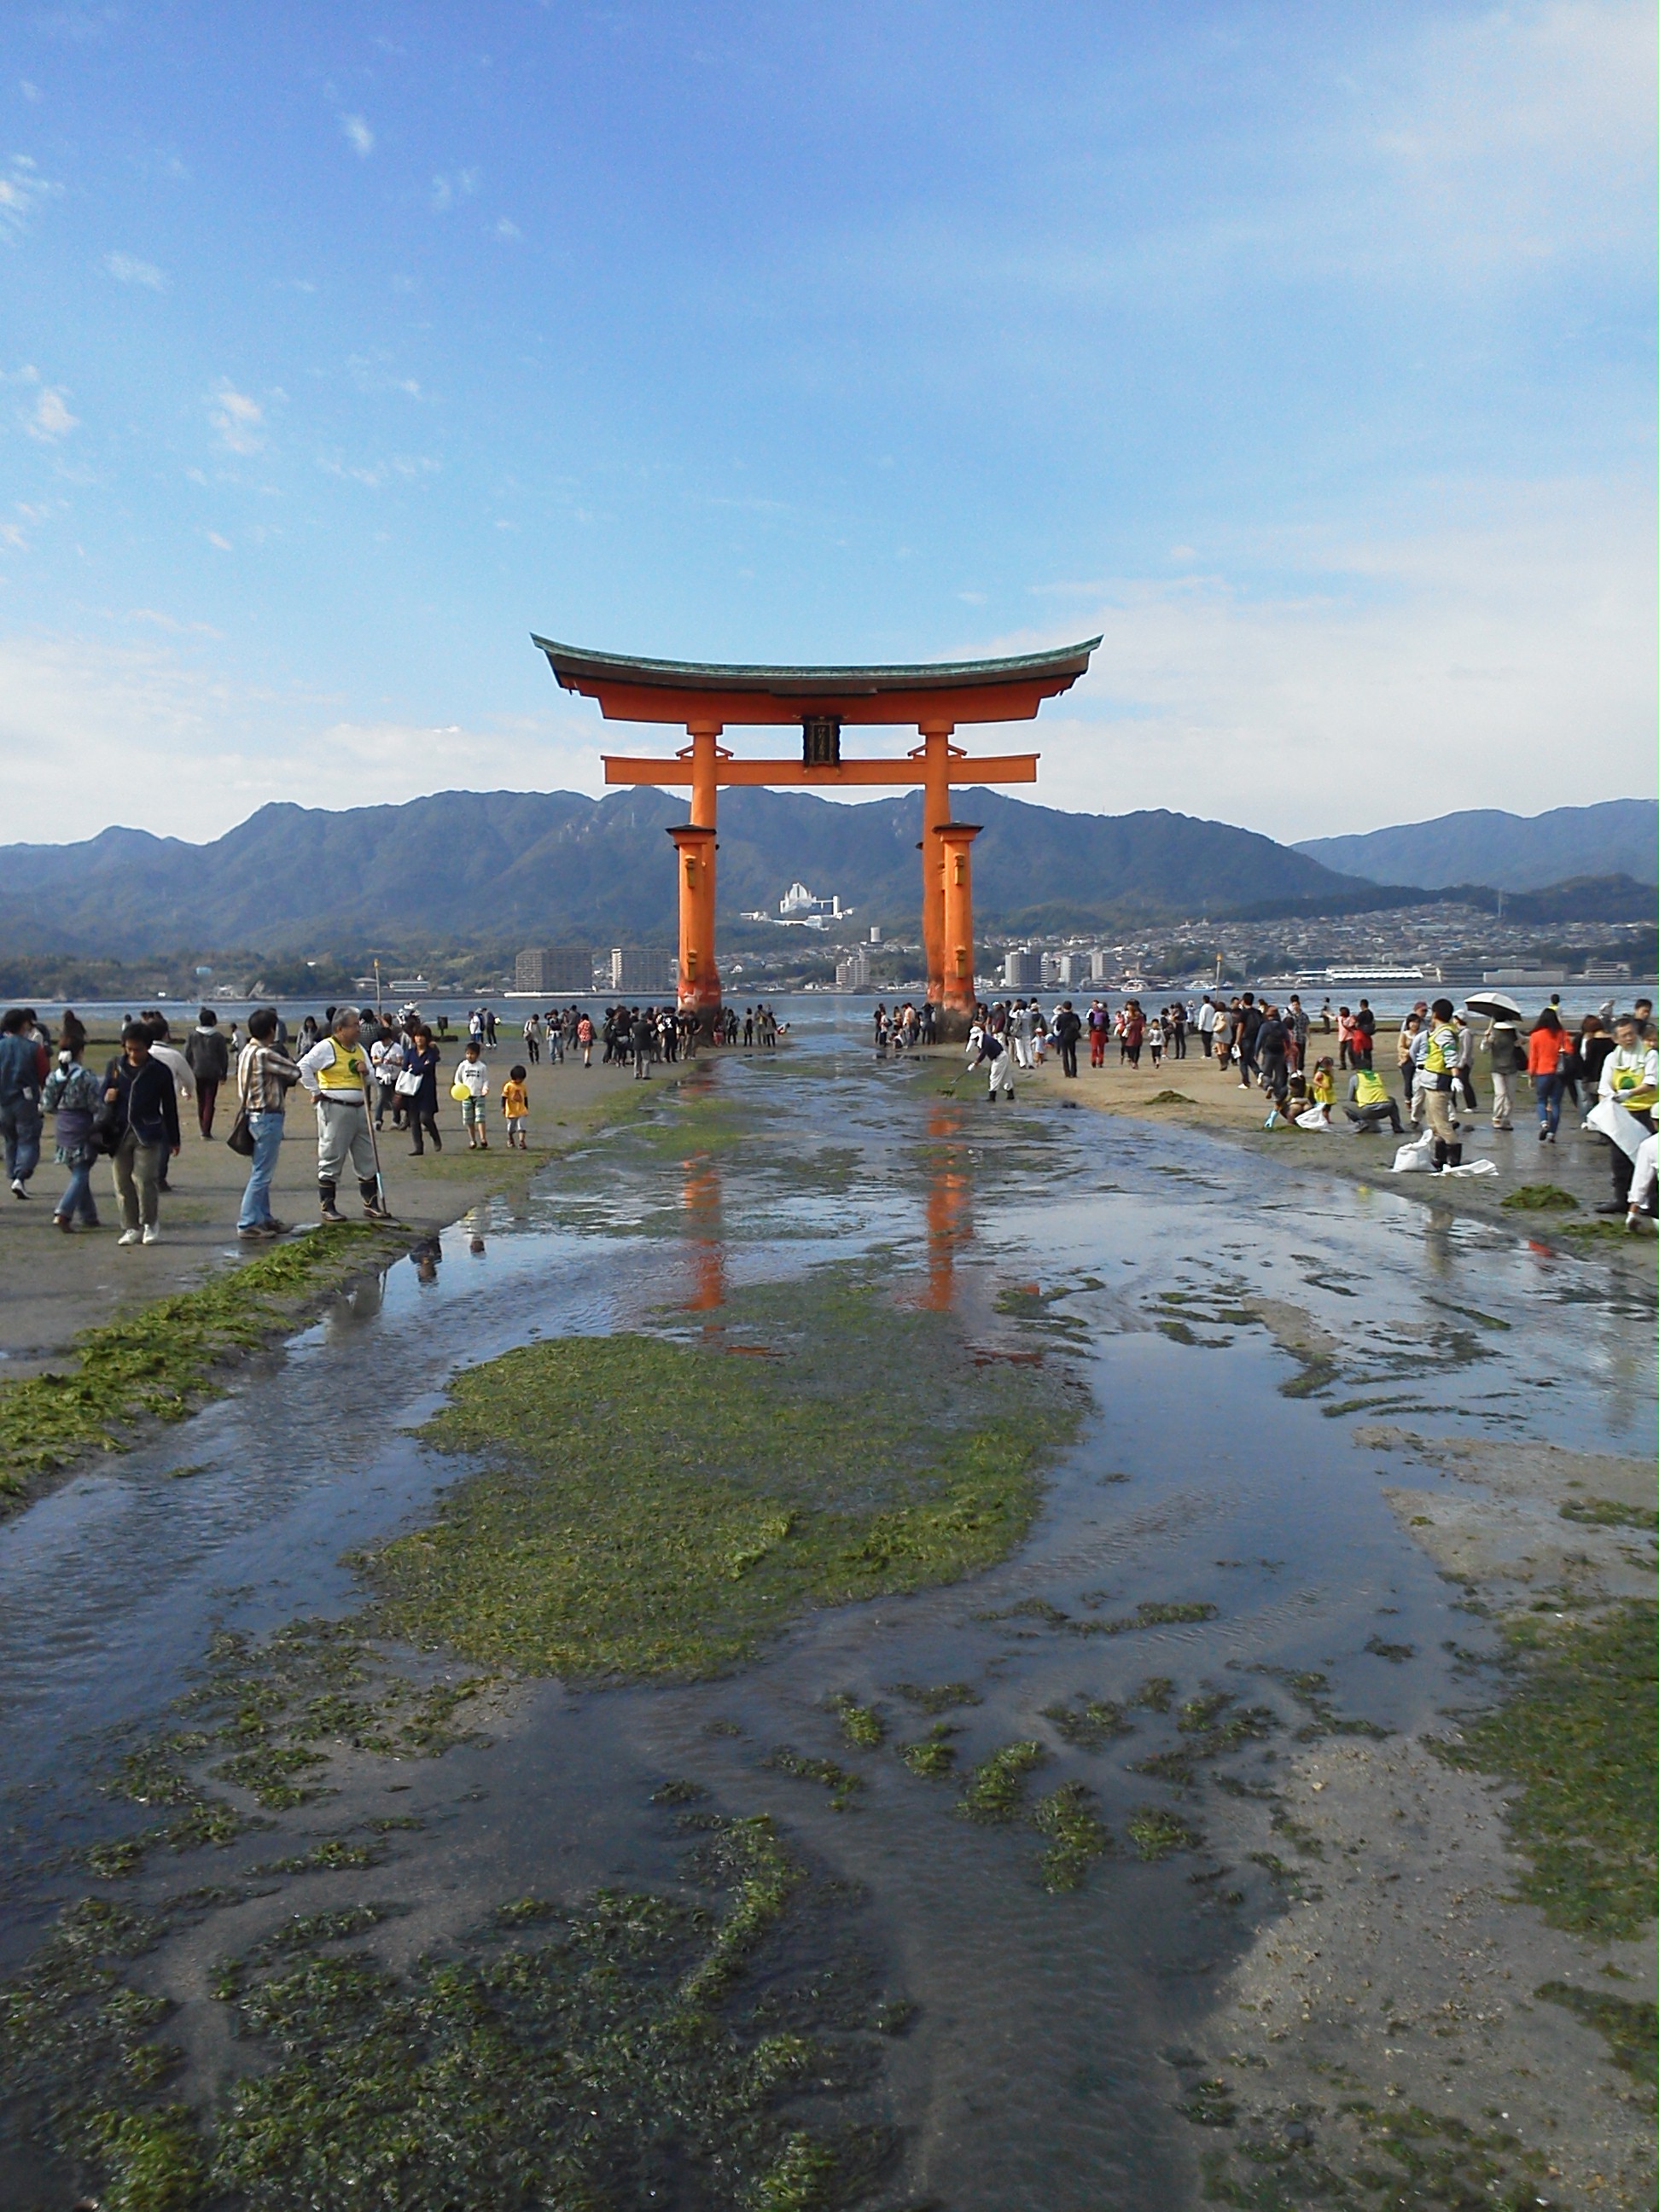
2 0 1653 841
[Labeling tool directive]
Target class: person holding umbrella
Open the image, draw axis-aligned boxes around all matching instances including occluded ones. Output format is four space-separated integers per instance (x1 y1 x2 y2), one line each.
1466 991 1524 1133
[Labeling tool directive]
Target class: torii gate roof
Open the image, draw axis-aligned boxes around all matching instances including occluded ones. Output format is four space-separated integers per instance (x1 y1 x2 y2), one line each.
532 634 1099 725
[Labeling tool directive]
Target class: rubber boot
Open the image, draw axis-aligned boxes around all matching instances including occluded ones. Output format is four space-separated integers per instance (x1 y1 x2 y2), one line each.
1430 1140 1447 1173
319 1179 345 1223
1447 1143 1463 1168
360 1176 391 1220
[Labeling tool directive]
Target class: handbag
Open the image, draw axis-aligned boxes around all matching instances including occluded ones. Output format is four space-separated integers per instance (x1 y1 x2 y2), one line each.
395 1068 423 1097
224 1108 256 1157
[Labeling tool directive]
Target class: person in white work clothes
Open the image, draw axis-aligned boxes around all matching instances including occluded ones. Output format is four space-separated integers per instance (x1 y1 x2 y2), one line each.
967 1022 1016 1102
299 1007 392 1224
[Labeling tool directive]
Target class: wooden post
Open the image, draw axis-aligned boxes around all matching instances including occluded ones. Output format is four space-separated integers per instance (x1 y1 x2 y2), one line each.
938 822 981 1015
917 725 955 1005
667 823 720 1024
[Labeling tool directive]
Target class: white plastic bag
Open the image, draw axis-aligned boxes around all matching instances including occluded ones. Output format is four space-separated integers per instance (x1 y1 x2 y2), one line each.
1389 1131 1436 1173
1586 1097 1647 1162
1437 1159 1498 1178
1295 1106 1330 1130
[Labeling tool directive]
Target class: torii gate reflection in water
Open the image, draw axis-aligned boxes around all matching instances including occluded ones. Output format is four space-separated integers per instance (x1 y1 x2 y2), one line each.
533 637 1098 1025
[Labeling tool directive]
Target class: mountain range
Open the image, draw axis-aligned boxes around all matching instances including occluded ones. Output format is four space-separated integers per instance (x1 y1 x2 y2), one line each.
0 787 1363 955
1295 800 1656 892
0 789 1647 959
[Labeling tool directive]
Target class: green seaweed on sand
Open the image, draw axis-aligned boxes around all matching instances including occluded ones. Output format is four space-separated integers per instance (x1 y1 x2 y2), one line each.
1197 2100 1559 2208
0 1222 406 1503
828 1695 887 1749
1069 1599 1219 1638
1433 1599 1656 1941
4 1813 899 2212
1032 1782 1114 1890
1500 1183 1581 1212
362 1266 1084 1680
1131 1693 1276 1786
1560 1496 1658 1531
956 1740 1047 1824
1126 1806 1203 1860
1041 1696 1133 1749
764 1746 865 1811
897 1724 959 1778
1146 1089 1196 1105
1535 1979 1657 2083
1132 1675 1176 1712
888 1679 981 1712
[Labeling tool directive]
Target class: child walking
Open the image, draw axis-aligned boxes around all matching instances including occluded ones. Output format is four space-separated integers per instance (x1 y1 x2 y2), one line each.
502 1063 529 1150
453 1039 490 1148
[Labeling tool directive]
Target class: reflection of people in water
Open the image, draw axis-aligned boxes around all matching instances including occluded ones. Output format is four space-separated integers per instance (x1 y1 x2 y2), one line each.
410 1234 441 1285
467 1203 487 1256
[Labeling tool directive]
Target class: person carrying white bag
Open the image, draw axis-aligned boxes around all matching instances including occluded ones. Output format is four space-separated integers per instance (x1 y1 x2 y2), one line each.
1589 1016 1657 1215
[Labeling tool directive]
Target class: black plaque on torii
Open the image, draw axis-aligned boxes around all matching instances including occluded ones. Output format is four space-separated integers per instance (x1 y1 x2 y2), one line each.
801 713 842 766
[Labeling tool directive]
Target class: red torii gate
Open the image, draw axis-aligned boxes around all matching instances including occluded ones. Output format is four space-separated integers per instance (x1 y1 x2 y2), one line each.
533 636 1097 1023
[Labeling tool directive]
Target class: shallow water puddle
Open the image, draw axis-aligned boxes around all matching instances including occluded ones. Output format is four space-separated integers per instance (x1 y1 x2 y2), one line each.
1 1015 1652 2209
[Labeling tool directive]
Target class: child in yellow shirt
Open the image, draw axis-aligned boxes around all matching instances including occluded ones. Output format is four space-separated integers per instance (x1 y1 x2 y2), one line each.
502 1065 529 1150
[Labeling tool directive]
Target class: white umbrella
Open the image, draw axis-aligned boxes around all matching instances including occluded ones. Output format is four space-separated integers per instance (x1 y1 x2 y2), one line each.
1464 990 1523 1022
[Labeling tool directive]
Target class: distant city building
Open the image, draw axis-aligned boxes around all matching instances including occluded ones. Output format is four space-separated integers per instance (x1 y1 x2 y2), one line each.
515 945 593 994
777 881 843 927
869 925 882 944
1088 949 1111 982
1040 952 1063 985
1056 952 1083 987
835 948 872 992
610 946 676 996
1003 949 1040 990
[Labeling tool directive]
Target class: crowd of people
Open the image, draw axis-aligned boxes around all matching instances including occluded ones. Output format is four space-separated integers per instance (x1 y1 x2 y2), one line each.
0 996 789 1246
951 986 1657 1216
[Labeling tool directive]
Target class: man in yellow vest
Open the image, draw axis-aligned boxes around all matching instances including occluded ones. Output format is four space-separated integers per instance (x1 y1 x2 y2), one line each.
299 1007 392 1225
1417 998 1464 1170
1594 1015 1658 1215
1344 1063 1403 1135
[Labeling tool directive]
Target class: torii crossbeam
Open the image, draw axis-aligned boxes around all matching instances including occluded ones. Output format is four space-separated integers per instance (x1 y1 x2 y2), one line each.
533 636 1098 1024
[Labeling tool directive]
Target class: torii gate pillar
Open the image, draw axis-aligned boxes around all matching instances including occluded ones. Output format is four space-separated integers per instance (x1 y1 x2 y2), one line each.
938 822 981 1013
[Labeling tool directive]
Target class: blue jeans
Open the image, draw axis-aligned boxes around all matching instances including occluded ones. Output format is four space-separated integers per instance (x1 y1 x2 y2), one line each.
1534 1071 1564 1136
1 1102 42 1185
238 1111 285 1228
58 1155 98 1224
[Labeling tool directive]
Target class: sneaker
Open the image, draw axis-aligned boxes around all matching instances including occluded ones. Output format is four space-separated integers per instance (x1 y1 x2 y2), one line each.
1593 1201 1624 1216
265 1219 291 1235
142 1223 161 1244
118 1228 142 1246
238 1223 277 1240
10 1179 27 1199
53 1214 73 1233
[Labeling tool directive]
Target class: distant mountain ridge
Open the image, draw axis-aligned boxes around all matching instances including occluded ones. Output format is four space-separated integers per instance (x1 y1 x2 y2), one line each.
1295 800 1656 893
0 787 1373 958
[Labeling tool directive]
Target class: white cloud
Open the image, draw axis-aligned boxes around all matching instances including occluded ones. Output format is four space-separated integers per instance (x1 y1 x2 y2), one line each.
340 112 374 158
206 531 233 550
104 250 167 289
493 216 521 240
25 385 77 439
0 632 603 839
0 153 58 244
208 384 264 455
430 167 480 211
1006 477 1656 839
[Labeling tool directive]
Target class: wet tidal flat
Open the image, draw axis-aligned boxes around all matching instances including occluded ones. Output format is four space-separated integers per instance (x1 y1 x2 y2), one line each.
0 1018 1654 2211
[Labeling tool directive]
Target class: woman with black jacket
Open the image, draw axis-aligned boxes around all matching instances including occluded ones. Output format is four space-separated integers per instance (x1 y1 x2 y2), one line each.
102 1022 182 1244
